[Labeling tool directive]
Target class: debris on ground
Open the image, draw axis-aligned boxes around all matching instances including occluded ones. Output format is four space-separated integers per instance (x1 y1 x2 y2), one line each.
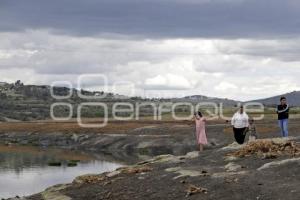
225 178 239 184
73 174 106 184
121 166 153 174
227 139 300 158
261 152 278 160
185 184 208 197
72 165 152 185
225 162 242 172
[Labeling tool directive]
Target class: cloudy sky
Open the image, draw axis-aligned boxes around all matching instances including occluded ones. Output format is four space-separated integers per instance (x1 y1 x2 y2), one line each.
1 0 300 101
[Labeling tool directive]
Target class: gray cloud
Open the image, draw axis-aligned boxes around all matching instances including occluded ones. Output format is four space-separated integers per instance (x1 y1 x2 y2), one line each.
1 1 300 100
214 39 300 62
1 0 300 39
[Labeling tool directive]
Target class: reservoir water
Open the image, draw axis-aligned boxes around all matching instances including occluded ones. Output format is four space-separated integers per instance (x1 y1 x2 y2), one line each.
0 145 123 199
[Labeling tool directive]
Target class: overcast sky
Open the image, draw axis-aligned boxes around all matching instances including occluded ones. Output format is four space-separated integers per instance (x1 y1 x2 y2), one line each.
1 0 300 101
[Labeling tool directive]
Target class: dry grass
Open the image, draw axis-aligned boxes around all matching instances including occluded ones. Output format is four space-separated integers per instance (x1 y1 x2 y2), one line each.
73 174 107 184
0 120 190 134
227 139 300 158
185 184 208 196
120 165 153 174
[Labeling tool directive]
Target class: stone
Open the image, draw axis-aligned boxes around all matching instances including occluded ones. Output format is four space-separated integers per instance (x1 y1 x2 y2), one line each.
165 167 206 179
257 157 300 171
185 151 200 159
71 134 79 142
41 184 72 200
225 162 242 172
225 156 238 161
106 170 121 178
220 142 244 151
212 171 248 178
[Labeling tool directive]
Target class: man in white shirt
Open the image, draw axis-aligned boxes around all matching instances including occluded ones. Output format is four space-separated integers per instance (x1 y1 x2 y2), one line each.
231 106 249 144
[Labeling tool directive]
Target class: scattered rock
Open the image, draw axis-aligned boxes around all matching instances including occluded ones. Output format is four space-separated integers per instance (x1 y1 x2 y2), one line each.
225 156 238 161
225 178 239 183
212 171 248 178
137 142 154 149
257 157 300 171
106 171 121 178
165 167 208 179
225 162 242 172
185 184 208 197
144 154 182 164
220 142 244 151
209 138 219 146
41 184 72 200
185 151 200 159
71 134 79 142
262 152 278 160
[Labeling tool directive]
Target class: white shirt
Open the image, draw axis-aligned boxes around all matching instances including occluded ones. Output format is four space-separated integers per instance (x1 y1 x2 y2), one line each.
231 112 249 128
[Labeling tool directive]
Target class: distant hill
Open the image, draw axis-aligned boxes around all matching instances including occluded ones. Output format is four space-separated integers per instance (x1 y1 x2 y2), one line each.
247 91 300 106
177 95 240 107
0 81 242 121
0 81 132 121
1 80 299 121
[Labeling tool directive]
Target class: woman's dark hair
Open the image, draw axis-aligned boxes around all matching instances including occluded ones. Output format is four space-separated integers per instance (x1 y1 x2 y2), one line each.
280 96 286 101
197 111 203 117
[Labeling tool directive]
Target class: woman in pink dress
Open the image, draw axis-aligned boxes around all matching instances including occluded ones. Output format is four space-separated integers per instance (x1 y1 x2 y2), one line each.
194 111 208 152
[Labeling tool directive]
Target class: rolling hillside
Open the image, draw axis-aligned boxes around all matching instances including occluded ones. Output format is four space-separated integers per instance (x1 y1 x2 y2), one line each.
248 91 300 106
1 81 299 121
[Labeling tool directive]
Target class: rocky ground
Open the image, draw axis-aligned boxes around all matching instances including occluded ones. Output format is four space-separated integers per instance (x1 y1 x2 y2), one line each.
1 119 300 200
0 120 228 163
7 137 300 200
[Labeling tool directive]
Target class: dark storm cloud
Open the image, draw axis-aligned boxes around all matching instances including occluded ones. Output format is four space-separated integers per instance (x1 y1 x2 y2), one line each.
1 0 300 38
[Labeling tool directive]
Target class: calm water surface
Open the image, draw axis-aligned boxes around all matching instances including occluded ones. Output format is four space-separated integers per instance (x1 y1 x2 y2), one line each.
0 145 123 199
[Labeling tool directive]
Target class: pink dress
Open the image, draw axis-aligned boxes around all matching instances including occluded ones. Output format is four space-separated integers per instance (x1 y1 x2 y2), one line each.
195 117 208 145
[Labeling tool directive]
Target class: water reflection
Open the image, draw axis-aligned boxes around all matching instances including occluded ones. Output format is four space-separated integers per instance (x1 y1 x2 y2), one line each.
0 145 123 199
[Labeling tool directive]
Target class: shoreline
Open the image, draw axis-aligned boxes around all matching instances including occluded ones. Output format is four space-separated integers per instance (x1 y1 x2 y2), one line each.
6 137 300 200
1 120 300 200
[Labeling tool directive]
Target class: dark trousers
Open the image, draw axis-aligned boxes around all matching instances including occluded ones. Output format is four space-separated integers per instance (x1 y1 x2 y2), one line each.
233 127 247 144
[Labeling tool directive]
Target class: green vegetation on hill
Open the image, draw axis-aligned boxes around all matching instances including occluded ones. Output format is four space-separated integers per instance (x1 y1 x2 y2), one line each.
1 81 299 121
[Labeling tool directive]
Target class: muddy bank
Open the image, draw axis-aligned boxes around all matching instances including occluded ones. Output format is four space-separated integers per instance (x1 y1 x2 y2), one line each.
2 120 300 200
0 122 229 162
1 120 299 162
8 137 300 200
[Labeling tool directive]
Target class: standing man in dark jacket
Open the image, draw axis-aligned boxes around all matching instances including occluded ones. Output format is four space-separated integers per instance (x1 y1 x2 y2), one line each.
276 97 289 137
